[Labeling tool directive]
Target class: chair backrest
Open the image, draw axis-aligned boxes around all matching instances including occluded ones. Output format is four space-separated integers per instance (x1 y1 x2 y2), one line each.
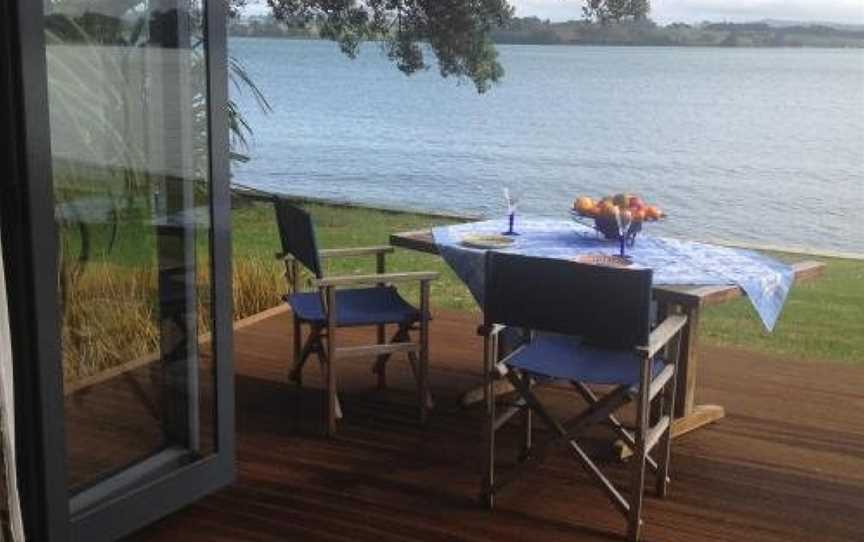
273 197 323 279
484 251 652 350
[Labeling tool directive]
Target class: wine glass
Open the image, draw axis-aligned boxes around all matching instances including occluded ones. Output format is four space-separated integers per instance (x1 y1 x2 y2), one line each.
615 207 633 259
502 188 519 236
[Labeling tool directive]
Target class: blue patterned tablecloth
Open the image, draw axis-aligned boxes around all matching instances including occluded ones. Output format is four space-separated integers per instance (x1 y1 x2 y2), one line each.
432 217 794 331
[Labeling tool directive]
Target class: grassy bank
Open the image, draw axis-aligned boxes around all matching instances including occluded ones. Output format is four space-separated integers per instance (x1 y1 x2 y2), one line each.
233 199 863 364
58 197 862 383
701 255 864 363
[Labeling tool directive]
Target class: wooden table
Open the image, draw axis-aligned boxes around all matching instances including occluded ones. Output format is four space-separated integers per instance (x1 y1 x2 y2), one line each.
390 228 826 439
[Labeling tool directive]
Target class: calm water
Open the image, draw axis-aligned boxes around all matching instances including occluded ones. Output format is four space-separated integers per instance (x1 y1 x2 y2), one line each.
230 38 864 254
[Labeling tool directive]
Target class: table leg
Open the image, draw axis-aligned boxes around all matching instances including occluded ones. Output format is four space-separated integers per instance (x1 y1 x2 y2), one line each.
670 303 725 437
462 379 513 408
671 405 725 438
614 303 724 459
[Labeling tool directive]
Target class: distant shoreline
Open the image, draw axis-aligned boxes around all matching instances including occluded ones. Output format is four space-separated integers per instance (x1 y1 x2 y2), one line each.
230 185 864 261
229 18 864 49
229 35 864 50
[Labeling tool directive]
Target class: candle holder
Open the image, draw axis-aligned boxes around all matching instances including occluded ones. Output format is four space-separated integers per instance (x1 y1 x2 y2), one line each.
615 209 634 260
502 212 519 236
618 235 632 260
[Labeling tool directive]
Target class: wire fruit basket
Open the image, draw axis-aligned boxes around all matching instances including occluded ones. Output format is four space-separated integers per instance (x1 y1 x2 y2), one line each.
570 194 666 257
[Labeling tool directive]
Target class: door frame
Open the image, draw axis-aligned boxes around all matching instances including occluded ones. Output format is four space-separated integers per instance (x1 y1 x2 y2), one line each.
0 0 235 539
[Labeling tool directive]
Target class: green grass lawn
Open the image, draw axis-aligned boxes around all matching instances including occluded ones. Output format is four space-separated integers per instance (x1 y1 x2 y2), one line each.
701 254 864 363
54 195 863 380
234 198 864 365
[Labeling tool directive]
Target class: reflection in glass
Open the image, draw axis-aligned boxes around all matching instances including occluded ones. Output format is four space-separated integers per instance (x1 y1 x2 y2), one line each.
44 0 215 498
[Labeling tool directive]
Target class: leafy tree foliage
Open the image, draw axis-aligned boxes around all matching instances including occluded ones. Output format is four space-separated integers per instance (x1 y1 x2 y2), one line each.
250 1 651 92
583 0 650 24
262 0 514 93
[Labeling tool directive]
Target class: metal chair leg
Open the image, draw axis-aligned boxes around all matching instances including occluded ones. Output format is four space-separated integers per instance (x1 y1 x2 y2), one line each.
627 440 647 540
417 351 429 426
324 287 338 437
290 325 320 383
292 316 302 376
292 318 303 432
375 254 388 390
482 332 498 509
372 324 409 388
417 281 431 426
521 402 533 463
655 389 673 498
376 323 388 389
627 359 651 542
326 362 338 437
656 361 679 498
318 356 335 437
315 351 342 419
407 351 435 410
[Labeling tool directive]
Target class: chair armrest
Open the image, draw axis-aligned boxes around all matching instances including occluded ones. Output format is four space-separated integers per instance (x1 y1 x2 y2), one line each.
276 246 394 261
477 324 507 337
314 271 439 288
641 314 688 358
319 246 394 259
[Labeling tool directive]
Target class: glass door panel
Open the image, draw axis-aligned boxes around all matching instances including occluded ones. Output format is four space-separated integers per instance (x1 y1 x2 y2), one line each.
44 0 218 506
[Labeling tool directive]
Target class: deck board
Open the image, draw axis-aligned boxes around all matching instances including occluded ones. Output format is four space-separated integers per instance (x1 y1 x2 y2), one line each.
85 309 864 541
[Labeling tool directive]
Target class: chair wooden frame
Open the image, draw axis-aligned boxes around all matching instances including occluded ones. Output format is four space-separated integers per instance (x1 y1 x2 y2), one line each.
278 245 438 437
480 315 687 542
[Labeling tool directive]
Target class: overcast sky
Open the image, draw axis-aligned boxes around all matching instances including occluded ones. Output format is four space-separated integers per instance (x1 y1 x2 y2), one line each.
512 0 864 24
243 1 864 25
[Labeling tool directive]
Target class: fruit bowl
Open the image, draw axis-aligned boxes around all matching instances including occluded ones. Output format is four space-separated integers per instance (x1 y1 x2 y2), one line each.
571 209 643 241
570 193 665 251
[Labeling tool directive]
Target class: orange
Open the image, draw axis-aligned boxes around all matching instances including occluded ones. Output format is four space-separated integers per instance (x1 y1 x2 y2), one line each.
645 205 663 221
574 196 596 216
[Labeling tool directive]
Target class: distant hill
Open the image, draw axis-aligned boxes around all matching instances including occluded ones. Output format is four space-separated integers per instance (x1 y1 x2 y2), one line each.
229 15 319 39
758 19 864 32
228 15 864 48
489 18 864 47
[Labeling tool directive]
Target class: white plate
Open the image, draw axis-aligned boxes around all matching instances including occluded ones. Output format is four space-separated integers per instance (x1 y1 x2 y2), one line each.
460 234 516 250
572 254 633 268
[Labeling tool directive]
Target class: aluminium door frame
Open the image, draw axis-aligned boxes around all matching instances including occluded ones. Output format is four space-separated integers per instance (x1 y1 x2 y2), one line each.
1 0 69 538
0 0 235 540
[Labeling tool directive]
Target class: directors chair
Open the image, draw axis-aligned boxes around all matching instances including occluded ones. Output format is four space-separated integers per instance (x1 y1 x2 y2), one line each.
274 197 438 436
479 252 687 541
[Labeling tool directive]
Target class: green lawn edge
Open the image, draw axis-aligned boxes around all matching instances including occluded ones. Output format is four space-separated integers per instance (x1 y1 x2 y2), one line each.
233 199 864 365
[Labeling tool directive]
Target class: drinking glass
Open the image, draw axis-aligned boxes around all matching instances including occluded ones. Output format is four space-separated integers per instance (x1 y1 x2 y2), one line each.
502 188 519 236
616 208 632 258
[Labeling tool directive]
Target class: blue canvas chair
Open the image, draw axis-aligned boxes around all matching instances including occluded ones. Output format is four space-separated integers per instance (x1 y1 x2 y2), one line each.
479 252 687 541
274 197 438 436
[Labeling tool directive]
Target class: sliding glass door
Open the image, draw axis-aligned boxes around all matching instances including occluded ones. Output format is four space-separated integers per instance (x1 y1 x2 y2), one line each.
2 0 234 540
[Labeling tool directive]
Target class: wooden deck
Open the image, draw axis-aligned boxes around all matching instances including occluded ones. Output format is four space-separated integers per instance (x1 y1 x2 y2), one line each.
112 308 864 541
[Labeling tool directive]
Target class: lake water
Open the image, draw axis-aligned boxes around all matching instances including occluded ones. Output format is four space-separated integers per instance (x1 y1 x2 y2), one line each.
230 38 864 255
